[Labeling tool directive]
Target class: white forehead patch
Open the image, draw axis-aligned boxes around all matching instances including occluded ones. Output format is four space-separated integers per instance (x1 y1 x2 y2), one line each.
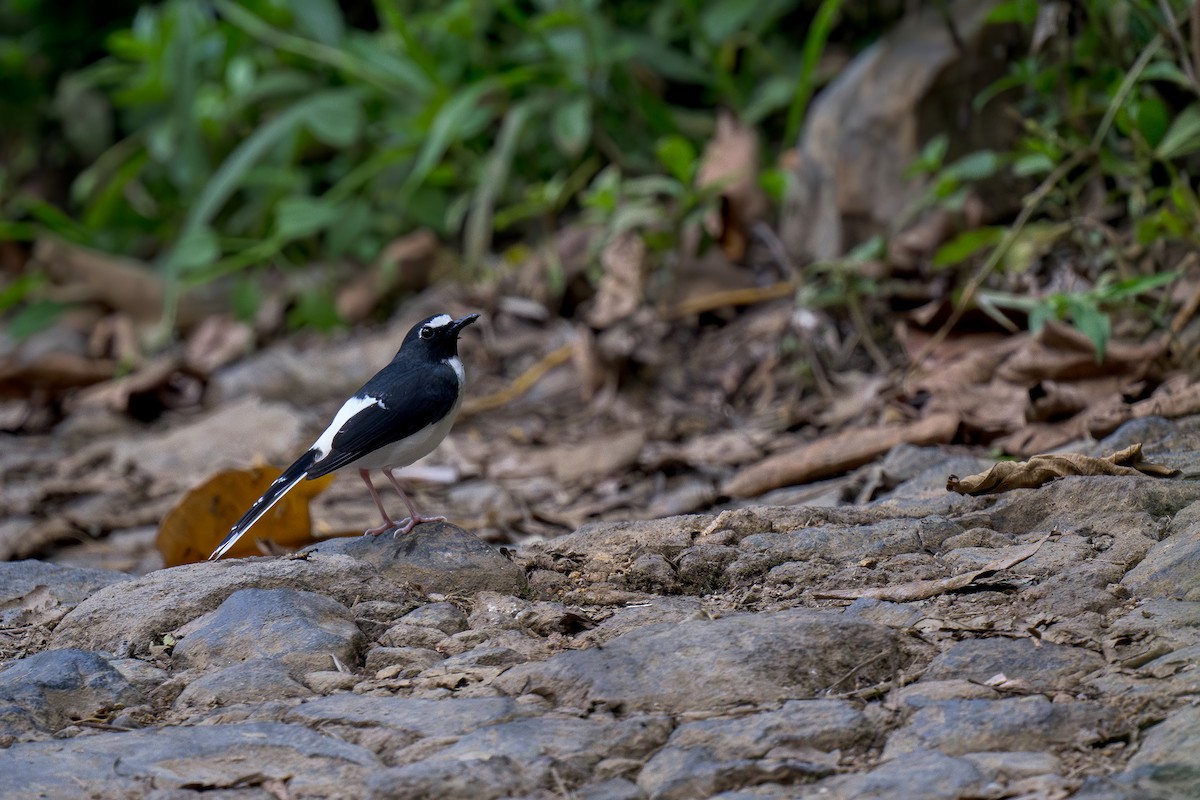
426 314 453 328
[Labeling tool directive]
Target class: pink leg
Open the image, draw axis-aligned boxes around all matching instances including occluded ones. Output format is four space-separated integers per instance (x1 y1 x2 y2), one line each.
384 469 445 536
360 470 398 536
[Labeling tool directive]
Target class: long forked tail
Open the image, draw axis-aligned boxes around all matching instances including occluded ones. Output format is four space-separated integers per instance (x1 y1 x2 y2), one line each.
208 450 319 560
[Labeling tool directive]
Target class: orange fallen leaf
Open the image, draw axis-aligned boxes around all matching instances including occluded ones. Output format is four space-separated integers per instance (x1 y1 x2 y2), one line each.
155 466 336 566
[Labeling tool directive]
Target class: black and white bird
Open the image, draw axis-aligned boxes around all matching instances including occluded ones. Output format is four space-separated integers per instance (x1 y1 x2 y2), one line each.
209 312 480 560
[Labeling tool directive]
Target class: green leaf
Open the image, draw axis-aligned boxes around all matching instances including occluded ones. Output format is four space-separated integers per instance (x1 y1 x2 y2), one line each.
289 0 345 46
1095 271 1179 301
172 227 219 272
1130 95 1170 148
656 135 697 184
933 227 1004 268
0 274 43 314
944 150 1002 182
304 91 363 148
400 81 496 201
7 300 69 341
1156 103 1200 160
287 288 342 332
701 0 758 42
1012 152 1055 177
552 95 592 158
274 196 340 239
1066 295 1110 362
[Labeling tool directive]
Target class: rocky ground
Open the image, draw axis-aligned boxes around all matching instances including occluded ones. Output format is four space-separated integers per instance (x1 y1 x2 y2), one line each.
0 413 1198 799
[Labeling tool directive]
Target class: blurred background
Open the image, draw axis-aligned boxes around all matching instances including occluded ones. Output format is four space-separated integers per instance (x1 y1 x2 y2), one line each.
3 0 1200 571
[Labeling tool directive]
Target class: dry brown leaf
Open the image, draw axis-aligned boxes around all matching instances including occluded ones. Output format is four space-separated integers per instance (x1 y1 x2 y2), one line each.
1088 379 1200 438
722 412 959 498
155 466 336 566
337 229 439 323
185 315 254 375
586 231 647 329
947 443 1179 496
996 321 1165 384
68 356 203 416
696 109 768 261
814 533 1052 602
0 350 115 398
461 344 573 416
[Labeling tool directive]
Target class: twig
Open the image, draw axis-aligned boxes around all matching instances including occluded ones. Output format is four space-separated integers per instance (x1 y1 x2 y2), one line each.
461 344 573 416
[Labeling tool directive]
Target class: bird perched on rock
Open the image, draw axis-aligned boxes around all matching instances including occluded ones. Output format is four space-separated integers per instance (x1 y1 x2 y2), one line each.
209 312 480 560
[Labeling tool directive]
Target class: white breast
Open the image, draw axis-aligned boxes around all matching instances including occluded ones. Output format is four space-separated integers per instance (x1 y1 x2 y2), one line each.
340 356 466 472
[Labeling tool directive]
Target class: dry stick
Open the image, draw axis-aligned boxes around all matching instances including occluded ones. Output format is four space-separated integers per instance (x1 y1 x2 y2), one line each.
1158 0 1200 96
910 35 1164 371
460 343 573 416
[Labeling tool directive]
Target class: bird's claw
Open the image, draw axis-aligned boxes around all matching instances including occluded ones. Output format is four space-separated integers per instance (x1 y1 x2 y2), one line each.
390 514 446 537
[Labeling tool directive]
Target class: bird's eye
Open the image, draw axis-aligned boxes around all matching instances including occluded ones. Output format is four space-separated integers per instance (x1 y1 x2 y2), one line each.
419 326 434 340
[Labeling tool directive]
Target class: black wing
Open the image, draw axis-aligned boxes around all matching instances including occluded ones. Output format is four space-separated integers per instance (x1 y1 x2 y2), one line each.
306 359 459 478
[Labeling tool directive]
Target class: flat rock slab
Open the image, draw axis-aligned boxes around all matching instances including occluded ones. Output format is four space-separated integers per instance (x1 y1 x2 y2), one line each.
172 587 363 675
1118 704 1200 799
174 658 314 709
1123 499 1200 601
495 609 905 713
372 715 671 798
922 637 1104 692
285 695 530 754
50 551 422 657
882 696 1114 758
638 700 871 799
0 561 130 626
0 648 143 739
302 521 527 596
0 721 380 799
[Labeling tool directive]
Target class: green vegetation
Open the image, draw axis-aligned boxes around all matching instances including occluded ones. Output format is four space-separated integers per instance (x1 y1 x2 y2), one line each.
1 0 1196 356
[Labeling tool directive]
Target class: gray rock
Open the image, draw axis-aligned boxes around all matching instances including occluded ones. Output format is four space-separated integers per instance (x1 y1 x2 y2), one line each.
1120 704 1200 799
174 659 313 708
51 550 422 657
439 646 526 670
379 622 446 649
0 648 143 738
883 696 1113 758
351 598 422 639
172 588 363 675
637 700 867 798
495 609 905 713
302 521 527 596
365 646 444 677
922 637 1104 691
0 560 130 626
303 670 359 693
0 721 379 799
1124 499 1200 601
578 777 645 800
812 749 986 800
284 695 530 753
375 715 671 795
401 601 469 634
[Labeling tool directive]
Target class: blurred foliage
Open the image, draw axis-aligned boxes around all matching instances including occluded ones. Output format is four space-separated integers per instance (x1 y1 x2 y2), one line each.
905 0 1196 356
1 0 838 296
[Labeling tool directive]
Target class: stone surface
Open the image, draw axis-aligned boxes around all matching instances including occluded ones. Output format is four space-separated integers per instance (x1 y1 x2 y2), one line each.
495 609 905 713
1123 499 1200 601
637 700 869 799
0 560 130 626
883 697 1113 758
0 648 143 738
302 521 528 596
922 637 1104 691
51 550 421 657
401 600 469 634
812 749 986 800
172 588 363 675
174 658 314 708
1119 704 1200 799
0 721 379 799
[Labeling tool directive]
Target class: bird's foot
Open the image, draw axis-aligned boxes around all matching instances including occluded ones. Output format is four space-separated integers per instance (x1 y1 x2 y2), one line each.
363 519 398 536
391 514 446 537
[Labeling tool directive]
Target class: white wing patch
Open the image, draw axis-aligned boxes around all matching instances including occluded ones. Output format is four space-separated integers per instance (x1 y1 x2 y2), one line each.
312 394 381 459
426 314 453 328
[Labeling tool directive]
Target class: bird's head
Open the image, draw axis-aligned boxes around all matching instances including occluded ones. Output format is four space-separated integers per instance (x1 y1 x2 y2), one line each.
401 312 480 359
